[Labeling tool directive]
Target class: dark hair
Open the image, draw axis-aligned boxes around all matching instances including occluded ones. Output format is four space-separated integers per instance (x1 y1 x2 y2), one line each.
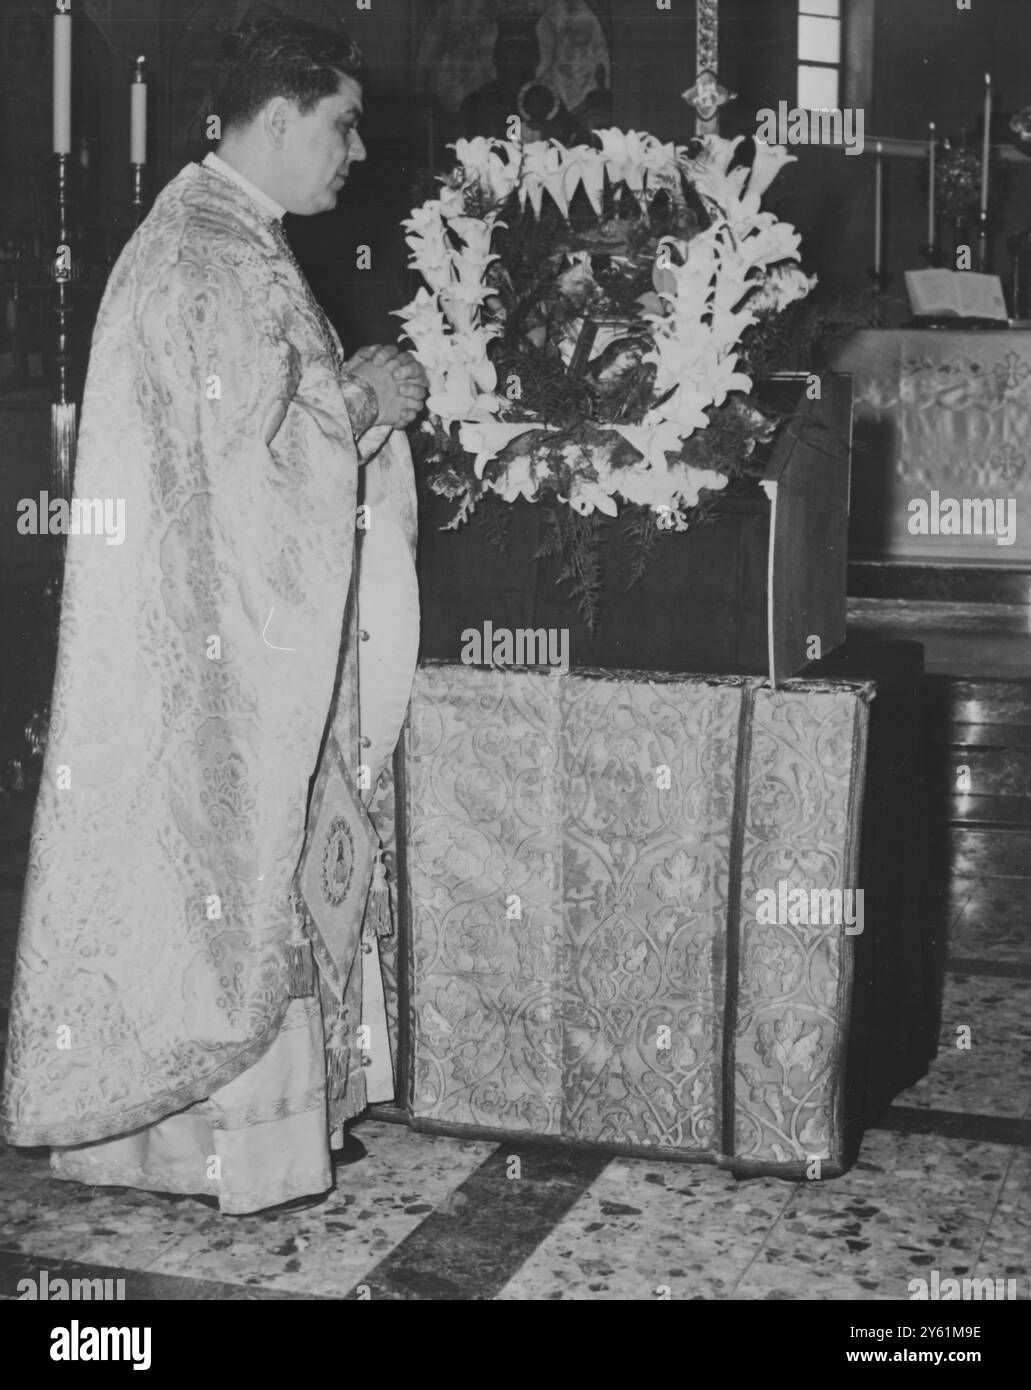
208 16 366 134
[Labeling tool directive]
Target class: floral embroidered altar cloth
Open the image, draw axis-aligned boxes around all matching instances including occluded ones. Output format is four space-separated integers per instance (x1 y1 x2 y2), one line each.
395 663 873 1177
834 329 1031 564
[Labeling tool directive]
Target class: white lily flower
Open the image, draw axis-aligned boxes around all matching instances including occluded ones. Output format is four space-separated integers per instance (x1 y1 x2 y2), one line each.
446 215 502 266
747 140 796 198
570 152 605 215
494 451 540 504
669 462 729 508
459 421 547 478
451 137 521 204
609 420 689 470
519 140 574 217
563 476 619 517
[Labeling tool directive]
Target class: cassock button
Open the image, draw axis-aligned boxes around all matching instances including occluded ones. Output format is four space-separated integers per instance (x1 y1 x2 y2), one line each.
358 628 370 641
360 735 372 748
362 942 373 955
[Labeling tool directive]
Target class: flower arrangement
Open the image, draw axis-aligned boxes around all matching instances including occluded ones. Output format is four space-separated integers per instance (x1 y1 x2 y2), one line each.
397 130 814 526
932 136 1011 224
933 142 984 221
395 130 815 626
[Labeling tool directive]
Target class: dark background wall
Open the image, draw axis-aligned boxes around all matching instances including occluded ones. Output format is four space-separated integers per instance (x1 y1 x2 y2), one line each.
2 0 1031 345
713 0 1031 299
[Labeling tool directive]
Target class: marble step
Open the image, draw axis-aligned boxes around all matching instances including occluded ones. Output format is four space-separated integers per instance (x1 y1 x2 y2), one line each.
941 723 1031 749
849 561 1031 606
926 677 1031 729
950 825 1031 878
847 600 1031 678
939 744 1031 798
948 794 1031 828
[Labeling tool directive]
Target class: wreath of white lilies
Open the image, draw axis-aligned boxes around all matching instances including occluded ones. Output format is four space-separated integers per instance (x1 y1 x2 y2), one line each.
395 129 815 525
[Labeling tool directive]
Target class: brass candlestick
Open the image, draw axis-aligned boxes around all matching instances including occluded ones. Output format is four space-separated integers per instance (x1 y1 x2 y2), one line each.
867 266 894 296
130 56 147 228
977 208 990 272
131 163 145 227
51 151 76 501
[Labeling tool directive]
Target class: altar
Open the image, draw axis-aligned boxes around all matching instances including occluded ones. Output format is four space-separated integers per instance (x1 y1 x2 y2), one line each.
834 329 1031 566
367 640 935 1179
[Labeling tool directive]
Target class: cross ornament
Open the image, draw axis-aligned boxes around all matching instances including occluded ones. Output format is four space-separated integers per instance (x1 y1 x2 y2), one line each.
682 0 735 136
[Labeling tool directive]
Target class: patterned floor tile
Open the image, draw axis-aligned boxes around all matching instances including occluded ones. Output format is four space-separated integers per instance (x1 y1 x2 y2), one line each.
356 1143 610 1299
733 1183 1000 1301
495 1159 796 1301
726 1128 1018 1300
803 1127 1015 1202
0 1167 187 1271
0 1248 327 1300
974 1147 1031 1288
135 1120 495 1297
891 974 1031 1118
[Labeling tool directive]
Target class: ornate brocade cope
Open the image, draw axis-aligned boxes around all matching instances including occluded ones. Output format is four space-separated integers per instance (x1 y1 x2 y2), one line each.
0 162 415 1147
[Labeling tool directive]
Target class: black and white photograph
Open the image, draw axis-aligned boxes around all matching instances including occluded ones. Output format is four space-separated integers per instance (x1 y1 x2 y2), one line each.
0 0 1027 1343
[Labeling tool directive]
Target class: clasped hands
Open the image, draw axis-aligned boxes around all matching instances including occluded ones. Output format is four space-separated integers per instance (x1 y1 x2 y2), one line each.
345 344 428 429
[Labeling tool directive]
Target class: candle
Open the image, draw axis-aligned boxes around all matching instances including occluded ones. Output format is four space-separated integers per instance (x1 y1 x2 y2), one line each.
981 72 991 214
928 122 936 245
874 142 883 273
130 56 147 165
53 4 72 156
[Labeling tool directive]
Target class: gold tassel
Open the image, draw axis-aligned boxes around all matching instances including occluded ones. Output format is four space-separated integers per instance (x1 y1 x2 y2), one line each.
50 402 77 500
368 848 393 939
326 1005 352 1099
286 891 316 998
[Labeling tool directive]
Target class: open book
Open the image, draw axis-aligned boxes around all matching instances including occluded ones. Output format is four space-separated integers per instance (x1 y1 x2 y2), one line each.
904 269 1008 322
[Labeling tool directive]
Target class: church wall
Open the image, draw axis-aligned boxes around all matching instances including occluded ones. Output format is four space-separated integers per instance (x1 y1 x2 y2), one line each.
4 0 1031 338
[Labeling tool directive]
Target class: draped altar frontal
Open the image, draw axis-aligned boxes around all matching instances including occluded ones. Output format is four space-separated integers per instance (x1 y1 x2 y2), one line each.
368 660 933 1179
835 329 1031 565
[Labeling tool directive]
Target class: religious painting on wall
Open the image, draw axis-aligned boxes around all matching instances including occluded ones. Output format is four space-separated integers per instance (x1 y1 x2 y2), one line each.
413 0 613 159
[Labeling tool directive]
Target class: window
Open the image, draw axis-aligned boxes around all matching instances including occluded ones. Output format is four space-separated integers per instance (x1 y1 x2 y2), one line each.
798 0 841 110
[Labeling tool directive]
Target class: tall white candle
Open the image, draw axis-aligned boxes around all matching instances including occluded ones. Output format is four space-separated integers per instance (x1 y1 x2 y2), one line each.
980 72 991 214
130 57 147 165
874 142 883 272
928 122 936 244
53 7 72 156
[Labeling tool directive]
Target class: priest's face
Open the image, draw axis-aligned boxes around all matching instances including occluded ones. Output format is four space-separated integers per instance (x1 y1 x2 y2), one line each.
277 73 367 215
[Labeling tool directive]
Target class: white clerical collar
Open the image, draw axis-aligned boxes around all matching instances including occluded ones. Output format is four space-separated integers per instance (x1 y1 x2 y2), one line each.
202 152 286 221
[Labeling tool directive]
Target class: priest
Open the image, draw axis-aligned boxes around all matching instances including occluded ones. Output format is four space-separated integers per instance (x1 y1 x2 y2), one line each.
0 18 425 1214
